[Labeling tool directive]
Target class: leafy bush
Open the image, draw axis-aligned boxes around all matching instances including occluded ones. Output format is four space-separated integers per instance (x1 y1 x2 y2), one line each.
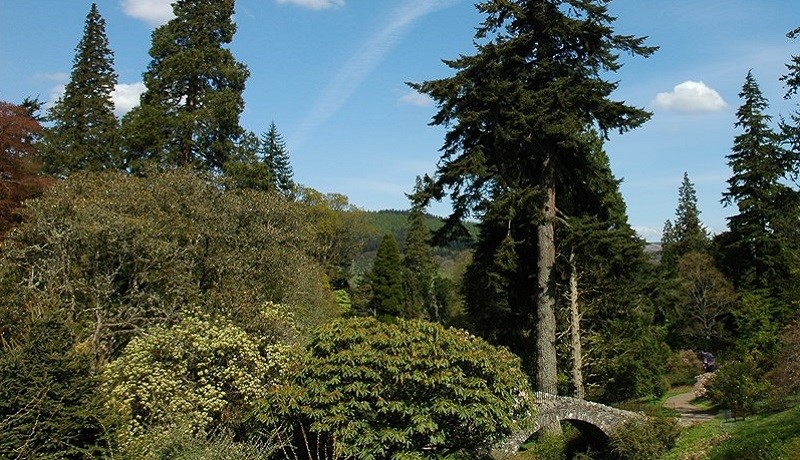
2 170 338 364
706 357 770 418
665 349 704 387
259 317 535 459
103 307 297 444
609 416 681 460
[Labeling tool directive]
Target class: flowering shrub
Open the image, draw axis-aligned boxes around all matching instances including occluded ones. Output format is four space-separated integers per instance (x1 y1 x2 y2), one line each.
103 305 297 444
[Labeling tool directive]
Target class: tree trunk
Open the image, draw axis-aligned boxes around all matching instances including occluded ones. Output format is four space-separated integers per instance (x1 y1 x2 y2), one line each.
536 170 560 433
569 252 585 400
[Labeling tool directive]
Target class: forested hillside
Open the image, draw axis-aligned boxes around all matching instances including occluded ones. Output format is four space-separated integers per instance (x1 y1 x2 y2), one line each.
1 1 799 459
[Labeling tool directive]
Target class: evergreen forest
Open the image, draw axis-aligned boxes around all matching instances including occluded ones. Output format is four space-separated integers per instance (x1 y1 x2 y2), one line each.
1 1 799 459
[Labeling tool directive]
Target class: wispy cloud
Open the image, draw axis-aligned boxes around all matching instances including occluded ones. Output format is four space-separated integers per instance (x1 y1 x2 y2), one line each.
275 0 344 10
290 0 459 148
120 0 174 27
399 89 434 107
651 80 728 113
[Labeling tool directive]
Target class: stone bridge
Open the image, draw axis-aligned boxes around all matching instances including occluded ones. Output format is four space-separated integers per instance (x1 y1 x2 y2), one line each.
493 392 644 457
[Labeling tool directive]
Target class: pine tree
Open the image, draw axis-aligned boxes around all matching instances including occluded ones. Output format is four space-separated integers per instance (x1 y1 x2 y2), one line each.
121 0 249 171
661 173 709 269
369 234 405 318
260 122 295 197
720 71 795 291
410 0 655 398
43 3 118 175
402 204 435 319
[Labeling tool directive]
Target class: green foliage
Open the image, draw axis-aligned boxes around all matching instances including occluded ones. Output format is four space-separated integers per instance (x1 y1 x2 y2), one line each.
660 173 710 270
733 291 782 366
369 234 406 317
767 320 800 406
109 424 283 460
609 417 681 460
1 170 337 364
121 0 248 171
42 3 119 175
664 350 704 387
706 405 800 460
0 311 107 459
668 252 737 351
295 186 371 290
719 71 798 294
260 121 295 197
260 317 535 459
706 357 770 418
402 205 436 319
102 307 296 443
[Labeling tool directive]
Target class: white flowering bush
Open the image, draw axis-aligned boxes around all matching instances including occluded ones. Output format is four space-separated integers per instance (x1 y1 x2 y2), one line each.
102 305 297 443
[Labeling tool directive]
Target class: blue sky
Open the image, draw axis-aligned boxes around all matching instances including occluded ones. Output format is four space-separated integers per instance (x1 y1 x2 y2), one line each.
1 0 798 241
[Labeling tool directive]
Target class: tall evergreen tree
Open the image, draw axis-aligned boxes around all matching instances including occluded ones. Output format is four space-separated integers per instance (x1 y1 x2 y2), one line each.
260 122 295 197
121 0 249 171
780 27 800 166
402 203 435 319
43 3 118 175
369 234 406 318
661 172 709 269
410 0 655 397
719 71 795 292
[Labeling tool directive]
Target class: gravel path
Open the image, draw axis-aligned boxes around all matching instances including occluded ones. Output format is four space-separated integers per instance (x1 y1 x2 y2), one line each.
665 391 716 426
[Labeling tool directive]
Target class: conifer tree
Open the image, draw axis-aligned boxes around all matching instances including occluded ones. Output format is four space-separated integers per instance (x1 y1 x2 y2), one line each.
43 3 118 175
661 172 709 269
411 0 655 397
260 122 295 197
369 234 405 318
720 71 795 291
121 0 249 171
402 204 435 319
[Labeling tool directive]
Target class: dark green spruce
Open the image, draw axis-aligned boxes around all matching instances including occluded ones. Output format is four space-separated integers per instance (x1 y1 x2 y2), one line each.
661 172 710 270
43 3 119 175
369 234 406 318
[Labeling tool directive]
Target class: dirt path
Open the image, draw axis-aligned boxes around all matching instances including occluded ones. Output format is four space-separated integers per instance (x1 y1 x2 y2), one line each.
665 391 716 426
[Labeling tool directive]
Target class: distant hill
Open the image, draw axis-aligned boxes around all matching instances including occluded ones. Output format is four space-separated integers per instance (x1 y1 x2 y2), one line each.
361 210 478 253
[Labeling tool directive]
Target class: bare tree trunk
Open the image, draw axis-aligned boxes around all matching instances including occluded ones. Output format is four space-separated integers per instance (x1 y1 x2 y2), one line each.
568 251 585 400
536 173 560 433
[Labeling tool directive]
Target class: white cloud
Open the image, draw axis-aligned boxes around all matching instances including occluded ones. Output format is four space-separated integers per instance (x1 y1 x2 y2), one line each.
399 89 433 107
46 82 145 116
651 80 727 112
275 0 344 10
112 82 146 116
120 0 175 26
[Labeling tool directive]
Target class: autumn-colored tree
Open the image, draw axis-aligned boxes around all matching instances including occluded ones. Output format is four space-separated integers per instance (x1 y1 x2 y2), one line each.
0 101 52 238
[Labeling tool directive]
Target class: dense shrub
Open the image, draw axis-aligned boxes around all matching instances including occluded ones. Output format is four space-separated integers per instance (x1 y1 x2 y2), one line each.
0 312 107 459
259 317 535 459
609 416 681 460
1 170 338 364
665 349 704 387
103 307 297 444
706 357 770 418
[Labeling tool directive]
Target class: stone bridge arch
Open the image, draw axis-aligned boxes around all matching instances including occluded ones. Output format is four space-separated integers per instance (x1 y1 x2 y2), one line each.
493 392 644 457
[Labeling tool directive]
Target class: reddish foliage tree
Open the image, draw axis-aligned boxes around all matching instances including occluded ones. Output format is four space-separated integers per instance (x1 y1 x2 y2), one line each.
0 101 53 238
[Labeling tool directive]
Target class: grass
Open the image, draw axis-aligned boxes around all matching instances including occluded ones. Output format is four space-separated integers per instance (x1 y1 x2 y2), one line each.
705 405 800 460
